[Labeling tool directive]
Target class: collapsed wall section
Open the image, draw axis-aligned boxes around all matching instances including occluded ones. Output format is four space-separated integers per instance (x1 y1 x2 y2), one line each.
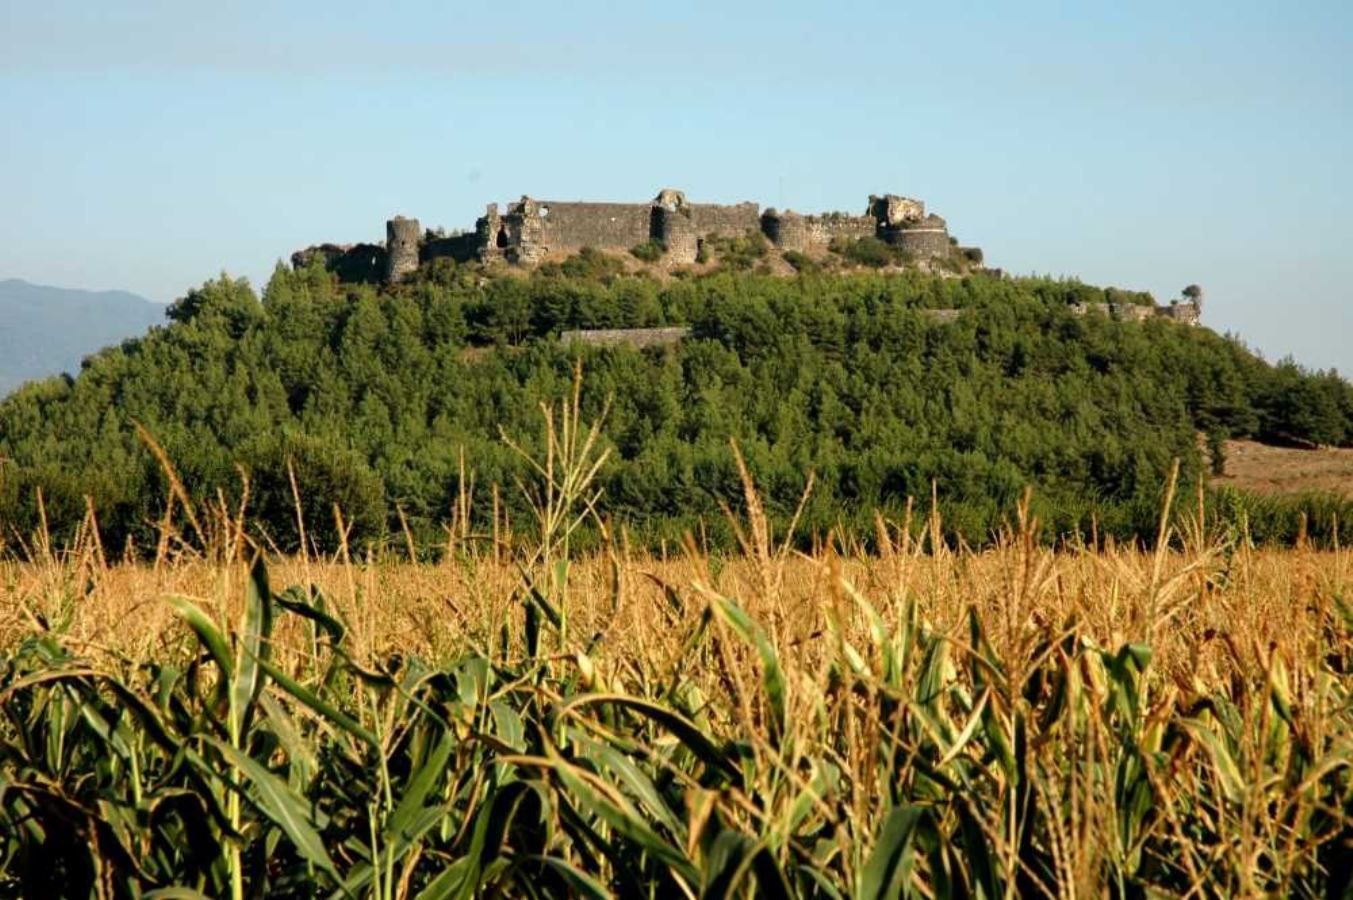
421 233 479 265
291 243 387 283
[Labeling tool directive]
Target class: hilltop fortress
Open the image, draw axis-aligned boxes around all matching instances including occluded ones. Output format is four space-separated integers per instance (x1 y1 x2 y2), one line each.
293 188 976 282
290 186 1200 326
460 189 965 274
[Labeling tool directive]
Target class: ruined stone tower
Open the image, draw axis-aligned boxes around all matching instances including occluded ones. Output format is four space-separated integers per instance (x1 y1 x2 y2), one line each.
891 215 952 259
651 189 698 263
760 209 811 252
385 216 421 282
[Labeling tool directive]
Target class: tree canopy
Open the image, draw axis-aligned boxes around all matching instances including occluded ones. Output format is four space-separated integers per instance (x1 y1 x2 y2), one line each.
2 256 1350 554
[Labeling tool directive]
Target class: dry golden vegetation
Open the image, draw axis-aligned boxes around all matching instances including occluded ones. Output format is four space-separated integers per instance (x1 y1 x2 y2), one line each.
1 389 1351 898
1213 439 1353 497
5 531 1347 705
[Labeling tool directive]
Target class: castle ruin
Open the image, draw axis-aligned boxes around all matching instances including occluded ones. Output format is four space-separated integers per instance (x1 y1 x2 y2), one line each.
292 188 978 280
473 188 970 267
287 186 1201 327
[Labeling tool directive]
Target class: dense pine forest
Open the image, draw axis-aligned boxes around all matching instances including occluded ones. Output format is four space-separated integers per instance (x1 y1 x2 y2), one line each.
2 254 1351 554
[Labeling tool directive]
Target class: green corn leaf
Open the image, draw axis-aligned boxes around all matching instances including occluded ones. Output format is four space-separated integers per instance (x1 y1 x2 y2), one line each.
898 595 920 676
1038 650 1074 734
489 698 527 751
860 804 923 900
1181 718 1246 804
477 780 549 867
0 665 99 703
838 578 897 684
387 731 454 839
664 606 715 701
1268 654 1296 730
168 596 233 680
333 803 466 899
254 656 378 747
454 655 491 706
73 697 133 762
690 827 793 899
824 608 869 676
957 802 1000 899
202 735 338 880
544 743 700 888
799 867 847 900
965 606 1005 689
590 743 686 839
525 599 542 658
258 692 317 783
938 688 990 769
553 557 570 595
784 761 838 836
275 585 346 644
382 781 549 900
410 856 474 900
518 564 563 631
916 633 949 710
230 556 273 740
709 594 788 748
522 855 612 900
701 829 758 898
555 693 742 784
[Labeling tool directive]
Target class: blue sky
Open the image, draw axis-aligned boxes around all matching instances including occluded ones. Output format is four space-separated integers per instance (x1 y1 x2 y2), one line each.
1 0 1349 371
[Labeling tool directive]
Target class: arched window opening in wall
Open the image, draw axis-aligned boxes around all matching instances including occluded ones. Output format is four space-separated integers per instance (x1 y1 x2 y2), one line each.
496 227 509 248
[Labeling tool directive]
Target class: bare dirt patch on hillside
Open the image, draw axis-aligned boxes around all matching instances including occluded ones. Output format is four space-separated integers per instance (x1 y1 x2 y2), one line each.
1211 439 1353 495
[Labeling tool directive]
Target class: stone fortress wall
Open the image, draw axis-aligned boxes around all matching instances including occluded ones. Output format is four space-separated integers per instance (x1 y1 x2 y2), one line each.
357 187 980 272
288 185 1199 327
761 210 878 252
1072 300 1202 325
537 202 653 254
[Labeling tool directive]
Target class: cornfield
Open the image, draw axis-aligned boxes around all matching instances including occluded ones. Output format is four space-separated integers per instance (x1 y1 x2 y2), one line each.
1 388 1350 898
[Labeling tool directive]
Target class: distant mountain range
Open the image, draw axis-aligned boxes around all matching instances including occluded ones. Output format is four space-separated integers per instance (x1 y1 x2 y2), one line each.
0 279 164 396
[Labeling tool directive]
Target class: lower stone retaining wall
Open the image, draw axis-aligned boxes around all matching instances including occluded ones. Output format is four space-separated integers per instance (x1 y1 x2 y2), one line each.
1071 302 1201 325
559 327 691 348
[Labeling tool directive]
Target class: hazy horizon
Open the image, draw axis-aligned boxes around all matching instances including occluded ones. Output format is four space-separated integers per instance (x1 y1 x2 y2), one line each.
2 0 1349 372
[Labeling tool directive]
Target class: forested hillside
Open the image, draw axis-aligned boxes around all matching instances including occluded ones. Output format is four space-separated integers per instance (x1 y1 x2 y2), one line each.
2 257 1350 554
